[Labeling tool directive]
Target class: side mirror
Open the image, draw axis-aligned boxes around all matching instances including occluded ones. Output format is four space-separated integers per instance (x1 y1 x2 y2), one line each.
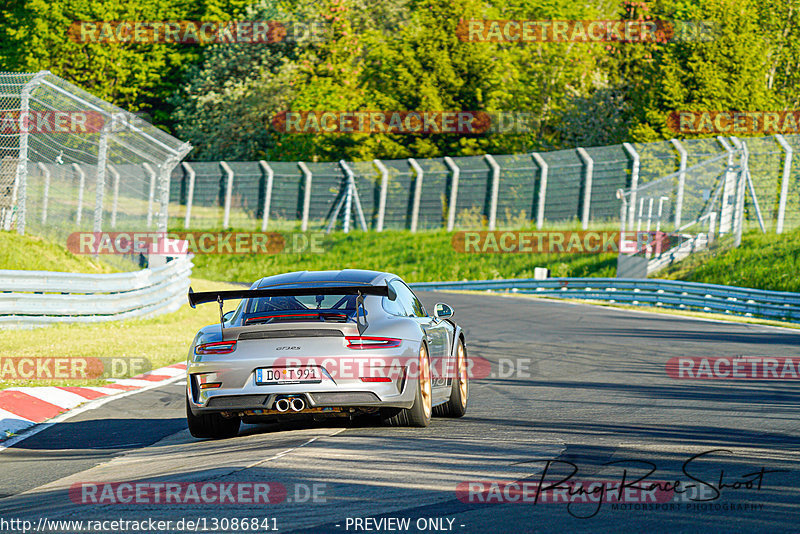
222 310 235 323
433 302 454 321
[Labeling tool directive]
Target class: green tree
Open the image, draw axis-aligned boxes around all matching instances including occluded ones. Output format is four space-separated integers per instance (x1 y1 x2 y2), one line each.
0 0 251 123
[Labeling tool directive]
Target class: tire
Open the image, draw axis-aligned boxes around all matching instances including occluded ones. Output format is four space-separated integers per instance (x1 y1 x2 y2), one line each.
186 397 241 439
433 338 468 418
383 343 432 427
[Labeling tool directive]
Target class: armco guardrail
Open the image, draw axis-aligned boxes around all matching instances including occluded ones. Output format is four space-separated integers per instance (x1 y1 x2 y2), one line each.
0 256 193 328
410 278 800 323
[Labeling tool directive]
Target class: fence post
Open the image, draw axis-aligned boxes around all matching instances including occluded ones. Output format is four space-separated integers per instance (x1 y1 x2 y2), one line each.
728 137 748 247
14 71 46 235
339 160 367 231
298 162 312 231
157 156 181 234
485 154 500 230
775 134 793 234
37 163 50 225
73 163 86 225
717 136 737 235
94 129 109 235
408 158 423 232
532 152 548 229
182 162 195 229
143 162 156 228
342 165 353 233
258 161 273 232
220 161 234 228
670 139 687 228
616 188 627 237
444 156 459 231
730 137 765 233
576 147 594 230
622 142 639 231
374 159 389 232
108 165 120 228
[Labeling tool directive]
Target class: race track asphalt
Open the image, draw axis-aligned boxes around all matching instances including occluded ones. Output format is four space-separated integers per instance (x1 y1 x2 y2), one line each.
1 291 799 533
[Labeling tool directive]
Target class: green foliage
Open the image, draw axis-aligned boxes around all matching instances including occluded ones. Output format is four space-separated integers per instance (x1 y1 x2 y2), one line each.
0 0 252 123
620 0 794 142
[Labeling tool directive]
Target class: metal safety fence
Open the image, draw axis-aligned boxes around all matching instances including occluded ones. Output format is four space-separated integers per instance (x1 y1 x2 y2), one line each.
2 71 798 243
0 70 192 246
168 135 800 235
0 255 192 328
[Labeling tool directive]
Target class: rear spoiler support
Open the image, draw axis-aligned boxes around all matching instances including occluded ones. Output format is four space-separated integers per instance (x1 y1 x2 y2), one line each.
188 285 391 335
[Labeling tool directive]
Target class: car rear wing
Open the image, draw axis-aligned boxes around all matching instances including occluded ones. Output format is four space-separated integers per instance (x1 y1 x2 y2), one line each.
188 285 390 308
187 285 391 335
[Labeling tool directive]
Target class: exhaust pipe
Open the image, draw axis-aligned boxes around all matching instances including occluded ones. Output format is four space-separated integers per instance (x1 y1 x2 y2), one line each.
290 397 306 412
274 398 291 412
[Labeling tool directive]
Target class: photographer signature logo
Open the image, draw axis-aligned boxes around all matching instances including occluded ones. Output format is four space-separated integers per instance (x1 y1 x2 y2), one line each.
457 449 785 518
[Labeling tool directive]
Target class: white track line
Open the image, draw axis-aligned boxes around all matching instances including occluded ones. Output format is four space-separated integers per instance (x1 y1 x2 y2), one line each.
245 429 347 470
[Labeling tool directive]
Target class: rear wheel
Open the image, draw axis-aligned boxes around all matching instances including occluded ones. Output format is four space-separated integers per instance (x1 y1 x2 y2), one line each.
186 397 241 439
383 343 432 427
434 338 468 417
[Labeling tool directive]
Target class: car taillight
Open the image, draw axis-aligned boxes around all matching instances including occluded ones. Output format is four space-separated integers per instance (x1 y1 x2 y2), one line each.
360 377 392 382
345 336 402 349
195 340 237 355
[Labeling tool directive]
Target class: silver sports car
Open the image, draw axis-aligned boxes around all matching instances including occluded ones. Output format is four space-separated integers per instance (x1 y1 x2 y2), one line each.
185 269 468 438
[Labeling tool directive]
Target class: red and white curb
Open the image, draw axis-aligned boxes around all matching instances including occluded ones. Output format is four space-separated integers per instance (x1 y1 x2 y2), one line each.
0 362 186 442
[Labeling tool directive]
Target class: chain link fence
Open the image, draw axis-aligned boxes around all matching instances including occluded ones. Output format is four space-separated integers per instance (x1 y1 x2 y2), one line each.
2 72 797 246
0 71 191 247
167 135 800 236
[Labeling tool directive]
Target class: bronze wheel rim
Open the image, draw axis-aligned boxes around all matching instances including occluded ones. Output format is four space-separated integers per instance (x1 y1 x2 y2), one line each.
457 342 468 407
420 345 432 418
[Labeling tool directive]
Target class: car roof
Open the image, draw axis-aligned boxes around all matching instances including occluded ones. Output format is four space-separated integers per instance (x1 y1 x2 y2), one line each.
252 269 397 289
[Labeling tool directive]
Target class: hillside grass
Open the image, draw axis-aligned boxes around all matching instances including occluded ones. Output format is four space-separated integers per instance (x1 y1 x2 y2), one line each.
661 228 800 293
0 231 115 273
189 228 620 284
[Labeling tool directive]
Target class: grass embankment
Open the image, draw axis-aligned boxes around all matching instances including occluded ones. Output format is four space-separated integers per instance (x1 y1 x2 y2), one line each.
0 231 114 273
661 228 800 293
190 229 620 284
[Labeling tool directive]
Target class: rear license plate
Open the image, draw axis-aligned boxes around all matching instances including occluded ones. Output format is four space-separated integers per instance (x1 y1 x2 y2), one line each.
256 367 322 385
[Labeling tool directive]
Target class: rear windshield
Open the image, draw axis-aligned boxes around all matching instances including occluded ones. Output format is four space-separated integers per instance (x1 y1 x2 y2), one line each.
245 294 357 315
